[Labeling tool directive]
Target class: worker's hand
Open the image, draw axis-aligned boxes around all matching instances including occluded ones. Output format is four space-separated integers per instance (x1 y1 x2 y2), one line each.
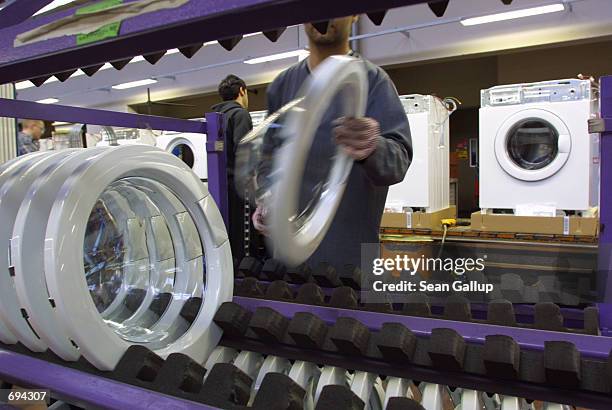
333 117 381 161
252 205 269 236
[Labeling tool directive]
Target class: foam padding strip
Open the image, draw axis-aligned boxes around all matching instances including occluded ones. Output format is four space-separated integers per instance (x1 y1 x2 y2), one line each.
252 372 305 410
544 341 581 388
315 385 365 410
428 328 466 372
287 312 328 349
483 335 520 379
213 302 253 337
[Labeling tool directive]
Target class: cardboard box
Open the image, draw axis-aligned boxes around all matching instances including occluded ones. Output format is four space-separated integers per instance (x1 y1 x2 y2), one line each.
470 211 599 236
381 206 457 230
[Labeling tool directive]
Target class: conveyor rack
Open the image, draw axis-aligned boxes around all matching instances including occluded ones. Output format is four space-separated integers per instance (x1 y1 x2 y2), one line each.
380 228 599 245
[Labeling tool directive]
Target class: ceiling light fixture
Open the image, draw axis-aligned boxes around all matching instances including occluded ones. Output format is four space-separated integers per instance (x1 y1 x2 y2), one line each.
244 49 309 65
111 78 158 90
36 98 59 104
461 3 565 26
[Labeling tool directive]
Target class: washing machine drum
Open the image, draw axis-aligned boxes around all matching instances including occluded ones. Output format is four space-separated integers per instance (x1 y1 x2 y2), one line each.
495 109 571 181
1 145 231 370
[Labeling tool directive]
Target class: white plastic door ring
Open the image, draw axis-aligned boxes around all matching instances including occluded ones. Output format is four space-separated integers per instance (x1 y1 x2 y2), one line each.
12 147 109 360
269 55 368 267
42 145 232 370
0 152 48 345
0 150 79 351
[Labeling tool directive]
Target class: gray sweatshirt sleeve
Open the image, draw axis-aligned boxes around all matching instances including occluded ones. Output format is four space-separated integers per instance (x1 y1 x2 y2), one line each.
255 81 283 197
359 70 412 186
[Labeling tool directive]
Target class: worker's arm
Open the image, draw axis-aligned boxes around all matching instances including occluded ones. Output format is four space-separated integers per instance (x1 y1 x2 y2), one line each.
255 82 284 197
335 71 412 186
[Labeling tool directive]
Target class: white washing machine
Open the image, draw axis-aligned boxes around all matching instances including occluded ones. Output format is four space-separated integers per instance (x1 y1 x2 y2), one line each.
479 79 600 213
386 94 450 213
156 132 207 180
250 110 267 128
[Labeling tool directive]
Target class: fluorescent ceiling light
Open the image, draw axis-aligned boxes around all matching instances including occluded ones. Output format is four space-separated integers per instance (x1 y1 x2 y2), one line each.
461 3 565 26
34 0 76 16
244 49 309 64
111 78 158 90
36 98 59 104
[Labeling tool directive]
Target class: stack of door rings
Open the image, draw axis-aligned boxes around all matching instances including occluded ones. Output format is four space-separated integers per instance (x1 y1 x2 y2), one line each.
0 145 232 371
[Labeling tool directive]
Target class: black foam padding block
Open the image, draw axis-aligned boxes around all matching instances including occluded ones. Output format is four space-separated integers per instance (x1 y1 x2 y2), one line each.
583 306 600 335
443 295 472 322
261 259 287 281
114 345 164 383
213 302 252 337
153 353 206 395
252 372 305 410
149 292 172 317
500 273 524 302
295 283 325 305
402 292 430 317
124 288 146 313
311 20 330 35
201 363 252 407
487 299 516 326
180 297 202 324
386 397 426 410
265 280 294 301
483 335 520 379
339 264 362 289
312 262 343 287
315 385 364 410
329 317 370 356
287 312 328 349
249 307 289 343
236 277 265 297
428 328 466 372
544 341 581 388
329 287 359 309
534 303 565 331
286 264 312 284
238 256 263 278
376 322 416 362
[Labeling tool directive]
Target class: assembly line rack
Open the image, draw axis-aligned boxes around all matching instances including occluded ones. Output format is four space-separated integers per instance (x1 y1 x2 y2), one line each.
0 0 611 408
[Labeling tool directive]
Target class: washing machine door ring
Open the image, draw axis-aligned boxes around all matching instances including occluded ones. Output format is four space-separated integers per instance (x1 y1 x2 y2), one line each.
166 137 197 169
494 108 571 182
269 55 368 267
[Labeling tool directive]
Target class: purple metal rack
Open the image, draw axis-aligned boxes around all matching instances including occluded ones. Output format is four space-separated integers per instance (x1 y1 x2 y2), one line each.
234 296 612 359
0 98 230 227
0 0 425 84
0 349 217 410
597 75 612 334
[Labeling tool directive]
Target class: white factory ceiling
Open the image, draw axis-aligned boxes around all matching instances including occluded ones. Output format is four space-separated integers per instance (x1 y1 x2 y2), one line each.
15 0 612 111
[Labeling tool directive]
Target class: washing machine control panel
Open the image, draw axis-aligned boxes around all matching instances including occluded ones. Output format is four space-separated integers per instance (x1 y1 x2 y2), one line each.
482 79 596 107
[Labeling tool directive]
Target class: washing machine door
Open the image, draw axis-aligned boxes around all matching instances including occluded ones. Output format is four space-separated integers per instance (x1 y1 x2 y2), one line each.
494 108 571 181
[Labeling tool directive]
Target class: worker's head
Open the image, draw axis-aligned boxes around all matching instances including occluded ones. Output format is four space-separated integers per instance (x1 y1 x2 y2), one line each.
218 74 248 109
21 119 45 140
305 16 358 48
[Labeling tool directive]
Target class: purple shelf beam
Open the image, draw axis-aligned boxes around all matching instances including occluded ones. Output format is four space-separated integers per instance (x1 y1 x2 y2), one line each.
0 0 53 30
205 112 229 226
598 75 612 333
233 296 612 359
0 98 206 133
0 0 429 84
0 349 217 409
